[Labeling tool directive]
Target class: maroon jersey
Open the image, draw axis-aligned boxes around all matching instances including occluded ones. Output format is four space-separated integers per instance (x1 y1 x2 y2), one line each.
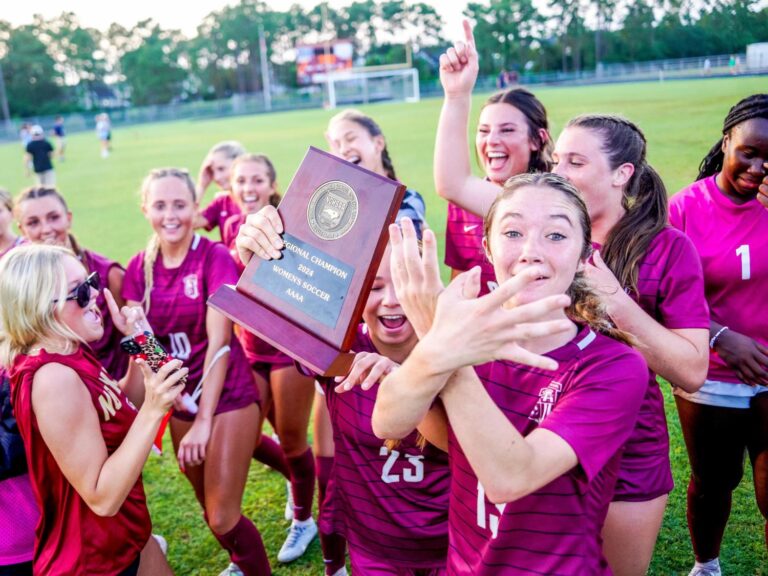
319 325 449 568
83 249 128 381
447 327 646 575
599 227 709 500
200 193 240 239
122 235 258 421
444 202 497 295
10 346 151 575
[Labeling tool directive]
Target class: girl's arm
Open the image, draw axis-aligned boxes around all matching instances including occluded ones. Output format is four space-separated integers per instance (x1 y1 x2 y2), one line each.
587 250 708 392
434 20 502 217
32 360 185 517
710 320 768 387
176 308 232 471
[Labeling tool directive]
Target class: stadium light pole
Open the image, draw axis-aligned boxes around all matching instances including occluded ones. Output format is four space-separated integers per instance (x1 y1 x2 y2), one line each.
0 61 12 136
258 24 272 112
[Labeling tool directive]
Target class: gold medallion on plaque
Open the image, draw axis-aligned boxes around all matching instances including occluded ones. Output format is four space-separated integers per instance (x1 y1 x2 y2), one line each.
307 180 359 240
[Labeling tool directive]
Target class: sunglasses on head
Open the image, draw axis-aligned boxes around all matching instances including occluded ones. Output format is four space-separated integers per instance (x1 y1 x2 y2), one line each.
56 271 100 308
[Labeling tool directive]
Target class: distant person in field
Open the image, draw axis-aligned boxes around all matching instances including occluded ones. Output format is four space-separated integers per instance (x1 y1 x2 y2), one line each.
96 114 112 158
237 210 450 576
25 126 55 186
122 168 270 576
14 188 128 381
0 244 182 576
19 124 33 177
194 141 246 240
433 20 552 297
0 188 37 576
668 93 768 576
52 116 66 161
373 173 648 575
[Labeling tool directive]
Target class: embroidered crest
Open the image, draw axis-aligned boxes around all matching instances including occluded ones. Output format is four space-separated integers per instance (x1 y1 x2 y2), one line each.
183 274 199 300
529 381 563 423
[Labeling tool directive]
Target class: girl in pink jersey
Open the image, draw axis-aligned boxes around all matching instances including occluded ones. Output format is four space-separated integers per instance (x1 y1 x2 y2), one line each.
194 141 245 239
14 187 129 381
551 114 710 575
373 173 648 575
237 206 450 575
122 169 270 576
433 21 552 295
0 244 185 576
0 189 35 576
222 154 320 567
669 94 768 576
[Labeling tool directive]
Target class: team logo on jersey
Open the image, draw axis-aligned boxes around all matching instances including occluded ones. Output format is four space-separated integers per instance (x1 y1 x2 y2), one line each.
183 274 199 300
308 180 358 240
529 380 562 423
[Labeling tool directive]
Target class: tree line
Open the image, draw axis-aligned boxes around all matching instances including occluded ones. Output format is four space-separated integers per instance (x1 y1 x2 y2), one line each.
1 0 766 118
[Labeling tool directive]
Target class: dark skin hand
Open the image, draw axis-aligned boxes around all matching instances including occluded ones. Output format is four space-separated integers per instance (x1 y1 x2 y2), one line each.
712 321 768 387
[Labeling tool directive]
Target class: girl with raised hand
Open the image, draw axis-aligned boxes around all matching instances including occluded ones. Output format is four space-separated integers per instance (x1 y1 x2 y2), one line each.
0 244 185 576
551 114 710 575
434 20 552 294
15 187 128 381
122 168 269 576
194 141 246 238
237 206 450 576
373 173 648 575
223 153 320 566
668 94 768 576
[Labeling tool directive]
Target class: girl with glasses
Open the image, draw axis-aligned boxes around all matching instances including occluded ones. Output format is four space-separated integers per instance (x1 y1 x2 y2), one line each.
0 244 185 575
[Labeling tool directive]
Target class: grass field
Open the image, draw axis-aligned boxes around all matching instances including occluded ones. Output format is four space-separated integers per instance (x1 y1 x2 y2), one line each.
2 76 767 575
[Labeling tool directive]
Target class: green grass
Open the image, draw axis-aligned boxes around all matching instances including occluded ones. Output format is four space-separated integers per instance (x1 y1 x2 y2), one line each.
2 76 767 574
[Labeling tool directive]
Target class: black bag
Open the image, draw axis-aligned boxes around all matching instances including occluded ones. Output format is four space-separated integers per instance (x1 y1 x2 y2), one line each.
0 374 28 480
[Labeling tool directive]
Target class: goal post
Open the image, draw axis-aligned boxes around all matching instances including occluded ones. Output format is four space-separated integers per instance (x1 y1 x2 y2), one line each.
317 68 420 109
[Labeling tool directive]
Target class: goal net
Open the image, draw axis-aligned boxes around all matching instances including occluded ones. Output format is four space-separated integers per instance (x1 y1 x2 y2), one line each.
318 68 420 109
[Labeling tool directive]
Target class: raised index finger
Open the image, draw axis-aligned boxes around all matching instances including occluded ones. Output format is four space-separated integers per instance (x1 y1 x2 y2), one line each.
462 19 475 48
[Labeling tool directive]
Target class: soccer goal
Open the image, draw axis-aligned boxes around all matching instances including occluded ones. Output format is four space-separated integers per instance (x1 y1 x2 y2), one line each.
318 68 420 109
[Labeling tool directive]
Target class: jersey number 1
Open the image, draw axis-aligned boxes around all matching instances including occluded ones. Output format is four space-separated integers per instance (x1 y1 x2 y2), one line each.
736 245 750 280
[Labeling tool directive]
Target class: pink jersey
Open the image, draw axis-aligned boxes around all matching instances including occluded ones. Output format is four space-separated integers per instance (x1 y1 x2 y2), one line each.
669 175 768 383
444 202 497 295
447 327 646 575
319 325 449 569
122 235 257 421
221 212 245 260
200 193 240 239
0 475 37 565
10 346 151 575
600 227 709 501
83 250 129 381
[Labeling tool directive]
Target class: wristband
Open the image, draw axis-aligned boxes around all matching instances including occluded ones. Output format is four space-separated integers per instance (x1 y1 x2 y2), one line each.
710 326 729 350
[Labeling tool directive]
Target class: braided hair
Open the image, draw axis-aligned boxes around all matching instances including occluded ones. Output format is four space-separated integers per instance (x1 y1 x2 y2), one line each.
481 88 553 172
566 114 667 294
328 109 398 180
698 94 768 180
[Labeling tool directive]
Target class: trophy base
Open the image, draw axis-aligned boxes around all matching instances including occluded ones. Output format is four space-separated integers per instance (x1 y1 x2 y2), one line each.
208 284 355 377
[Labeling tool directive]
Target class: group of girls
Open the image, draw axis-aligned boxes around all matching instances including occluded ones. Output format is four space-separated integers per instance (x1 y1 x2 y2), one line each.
0 17 766 576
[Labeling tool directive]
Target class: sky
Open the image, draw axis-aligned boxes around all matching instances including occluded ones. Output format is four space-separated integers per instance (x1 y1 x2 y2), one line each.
4 0 468 40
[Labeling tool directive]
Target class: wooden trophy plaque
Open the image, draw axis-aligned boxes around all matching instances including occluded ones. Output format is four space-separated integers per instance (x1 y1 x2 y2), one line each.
208 146 406 376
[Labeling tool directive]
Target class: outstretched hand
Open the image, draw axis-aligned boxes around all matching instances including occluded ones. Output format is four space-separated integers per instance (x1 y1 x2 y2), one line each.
439 19 479 97
389 218 444 339
420 266 574 374
235 205 285 265
334 351 399 393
